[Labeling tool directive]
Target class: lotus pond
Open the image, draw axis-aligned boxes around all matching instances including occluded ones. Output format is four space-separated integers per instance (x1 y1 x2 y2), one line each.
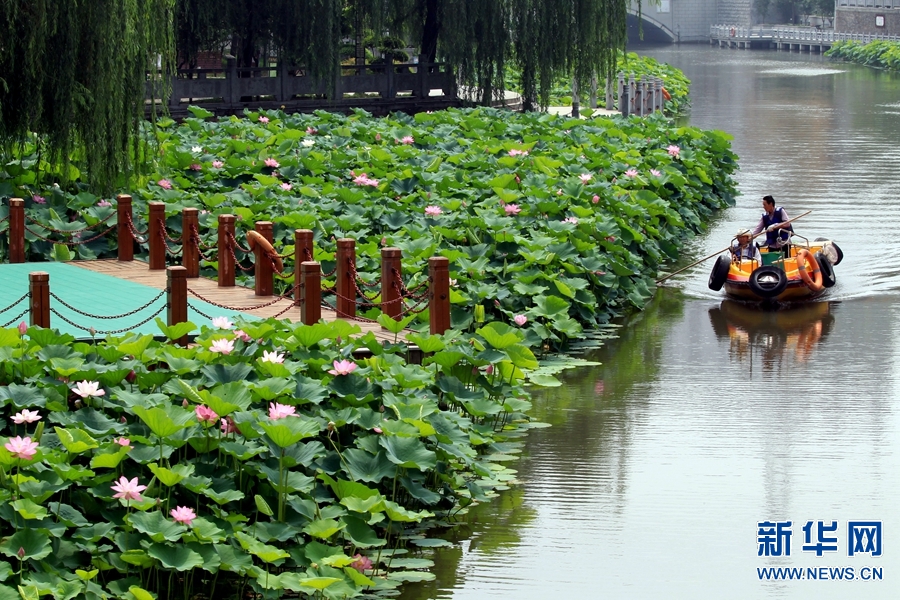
3 106 737 352
0 316 550 599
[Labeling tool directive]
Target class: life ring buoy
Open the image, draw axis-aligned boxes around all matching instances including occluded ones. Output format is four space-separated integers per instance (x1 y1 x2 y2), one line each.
796 249 823 292
662 87 672 101
247 230 284 273
730 27 736 37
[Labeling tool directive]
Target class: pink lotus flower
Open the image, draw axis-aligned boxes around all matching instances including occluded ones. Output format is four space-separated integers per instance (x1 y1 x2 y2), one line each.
352 173 379 187
508 149 528 157
220 416 239 435
592 195 600 204
401 135 415 145
667 145 680 157
170 506 197 526
624 169 639 178
189 164 202 171
425 205 442 216
306 127 317 135
5 436 38 460
375 133 381 141
234 329 251 342
650 169 661 177
98 199 112 207
504 204 521 215
350 554 373 573
513 314 527 326
563 217 578 225
579 173 592 184
261 350 285 364
32 195 46 204
73 380 105 398
17 321 27 336
211 160 224 169
258 116 270 124
157 179 172 190
328 359 357 376
111 476 146 502
115 437 132 448
485 364 494 375
210 338 235 355
211 316 233 330
264 158 279 168
281 182 292 191
268 402 296 420
12 410 41 424
372 427 382 434
195 405 219 426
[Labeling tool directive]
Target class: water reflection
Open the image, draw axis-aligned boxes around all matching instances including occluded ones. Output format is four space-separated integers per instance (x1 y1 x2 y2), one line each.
708 300 834 368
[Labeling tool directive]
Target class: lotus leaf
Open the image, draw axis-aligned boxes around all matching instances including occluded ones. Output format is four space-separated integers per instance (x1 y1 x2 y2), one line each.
127 511 186 543
0 529 51 560
147 544 204 571
379 436 436 470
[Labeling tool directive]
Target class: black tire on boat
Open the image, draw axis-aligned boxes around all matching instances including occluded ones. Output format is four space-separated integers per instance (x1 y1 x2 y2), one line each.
708 254 731 291
815 237 844 265
748 266 788 298
816 252 836 288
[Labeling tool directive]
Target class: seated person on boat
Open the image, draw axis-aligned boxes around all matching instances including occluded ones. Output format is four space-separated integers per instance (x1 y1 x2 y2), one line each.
732 228 761 263
751 195 793 255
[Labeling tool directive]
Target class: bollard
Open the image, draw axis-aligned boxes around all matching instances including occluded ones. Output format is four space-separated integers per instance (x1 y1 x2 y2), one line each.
381 247 402 322
300 261 321 325
428 257 450 335
254 221 274 297
29 272 50 328
166 266 188 346
9 198 24 263
182 208 199 278
148 203 166 270
336 238 356 318
116 194 134 262
294 229 314 305
218 214 235 287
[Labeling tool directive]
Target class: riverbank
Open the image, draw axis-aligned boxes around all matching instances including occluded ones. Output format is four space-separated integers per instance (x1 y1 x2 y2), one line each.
825 39 900 70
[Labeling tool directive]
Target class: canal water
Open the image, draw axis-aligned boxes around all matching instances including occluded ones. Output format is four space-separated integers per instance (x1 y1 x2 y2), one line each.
407 46 900 598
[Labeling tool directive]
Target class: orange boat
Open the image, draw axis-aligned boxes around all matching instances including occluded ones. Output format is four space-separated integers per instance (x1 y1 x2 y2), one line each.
708 237 843 302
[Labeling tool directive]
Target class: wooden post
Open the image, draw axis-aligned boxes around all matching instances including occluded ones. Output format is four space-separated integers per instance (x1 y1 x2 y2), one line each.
294 229 314 305
148 202 166 270
218 214 235 287
300 261 321 325
428 257 450 335
182 208 199 278
29 272 50 328
381 247 402 322
227 57 238 105
336 238 356 318
116 194 134 262
386 55 395 99
167 266 188 346
254 221 274 297
416 54 427 97
8 198 25 263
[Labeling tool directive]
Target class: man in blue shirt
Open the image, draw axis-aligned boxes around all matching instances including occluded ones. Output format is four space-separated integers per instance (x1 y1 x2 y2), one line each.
751 195 793 254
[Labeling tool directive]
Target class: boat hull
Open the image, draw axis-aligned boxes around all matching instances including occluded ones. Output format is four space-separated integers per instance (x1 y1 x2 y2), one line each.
719 243 836 303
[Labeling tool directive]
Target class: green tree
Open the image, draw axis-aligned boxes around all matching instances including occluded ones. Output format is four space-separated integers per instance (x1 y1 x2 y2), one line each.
0 0 174 193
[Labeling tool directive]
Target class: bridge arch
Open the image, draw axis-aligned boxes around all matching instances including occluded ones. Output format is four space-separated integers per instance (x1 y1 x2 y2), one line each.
626 10 677 44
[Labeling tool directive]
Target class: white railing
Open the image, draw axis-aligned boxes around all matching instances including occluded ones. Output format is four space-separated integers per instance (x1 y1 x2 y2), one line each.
710 25 900 44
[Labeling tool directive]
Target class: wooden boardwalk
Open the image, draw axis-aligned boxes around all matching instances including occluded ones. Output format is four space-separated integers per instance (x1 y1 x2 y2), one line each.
70 259 403 344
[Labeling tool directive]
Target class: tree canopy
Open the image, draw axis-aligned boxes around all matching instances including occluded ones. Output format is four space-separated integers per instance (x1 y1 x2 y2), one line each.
0 0 174 192
1 0 633 191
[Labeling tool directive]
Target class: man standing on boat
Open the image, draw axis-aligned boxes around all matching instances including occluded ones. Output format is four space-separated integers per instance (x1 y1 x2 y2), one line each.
732 229 762 262
751 195 793 254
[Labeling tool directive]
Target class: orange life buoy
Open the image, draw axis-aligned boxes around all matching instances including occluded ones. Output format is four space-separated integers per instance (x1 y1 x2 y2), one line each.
730 27 736 37
662 87 672 101
247 230 284 273
796 249 823 292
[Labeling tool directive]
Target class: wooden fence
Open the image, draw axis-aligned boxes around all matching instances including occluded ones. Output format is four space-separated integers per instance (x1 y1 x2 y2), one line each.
1 196 451 336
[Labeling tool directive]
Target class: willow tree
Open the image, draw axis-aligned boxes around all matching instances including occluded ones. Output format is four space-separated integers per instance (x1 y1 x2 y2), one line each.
174 0 342 80
0 0 174 193
384 0 632 110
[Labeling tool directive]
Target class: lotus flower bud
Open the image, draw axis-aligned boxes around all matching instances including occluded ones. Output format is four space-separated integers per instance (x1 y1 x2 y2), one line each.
17 547 25 559
182 399 189 408
126 370 137 384
17 321 27 336
474 305 485 323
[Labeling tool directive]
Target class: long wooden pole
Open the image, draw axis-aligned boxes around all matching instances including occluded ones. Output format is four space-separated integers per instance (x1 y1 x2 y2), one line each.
655 210 811 284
